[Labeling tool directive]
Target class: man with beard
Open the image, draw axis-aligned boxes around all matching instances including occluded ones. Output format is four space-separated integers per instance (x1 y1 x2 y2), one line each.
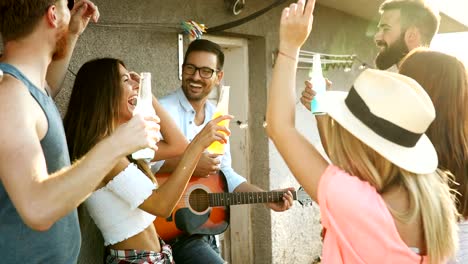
299 0 440 109
157 39 295 264
0 1 160 263
374 0 440 70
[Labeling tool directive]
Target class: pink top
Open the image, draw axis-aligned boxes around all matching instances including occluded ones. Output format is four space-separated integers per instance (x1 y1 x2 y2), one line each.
318 165 428 264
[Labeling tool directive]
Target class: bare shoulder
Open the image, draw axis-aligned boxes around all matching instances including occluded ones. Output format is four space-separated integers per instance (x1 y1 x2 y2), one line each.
0 75 47 186
0 75 41 137
0 75 40 144
0 75 35 119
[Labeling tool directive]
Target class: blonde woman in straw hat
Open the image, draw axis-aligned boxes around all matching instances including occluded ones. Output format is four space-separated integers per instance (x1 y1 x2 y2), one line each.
266 0 459 263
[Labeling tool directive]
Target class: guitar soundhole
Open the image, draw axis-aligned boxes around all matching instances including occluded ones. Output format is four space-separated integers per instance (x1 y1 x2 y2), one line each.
189 189 209 213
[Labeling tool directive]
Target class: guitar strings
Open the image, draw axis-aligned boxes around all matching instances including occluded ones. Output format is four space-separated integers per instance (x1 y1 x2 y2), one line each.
177 192 288 198
177 192 289 205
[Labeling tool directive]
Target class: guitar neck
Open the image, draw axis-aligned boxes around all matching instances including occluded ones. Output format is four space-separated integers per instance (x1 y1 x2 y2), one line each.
209 191 297 207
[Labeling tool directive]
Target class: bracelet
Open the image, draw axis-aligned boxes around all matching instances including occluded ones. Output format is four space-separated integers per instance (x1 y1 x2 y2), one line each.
278 50 298 61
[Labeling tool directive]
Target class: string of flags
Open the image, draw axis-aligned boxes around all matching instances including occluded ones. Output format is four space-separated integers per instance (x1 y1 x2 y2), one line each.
181 20 207 40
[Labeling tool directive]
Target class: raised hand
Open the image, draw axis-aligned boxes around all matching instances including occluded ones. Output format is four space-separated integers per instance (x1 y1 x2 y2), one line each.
279 0 316 56
69 0 100 36
184 115 232 177
111 114 161 155
300 79 332 111
192 152 222 178
190 115 233 151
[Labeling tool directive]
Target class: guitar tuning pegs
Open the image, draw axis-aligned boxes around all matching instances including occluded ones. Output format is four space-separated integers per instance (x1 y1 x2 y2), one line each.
296 186 313 207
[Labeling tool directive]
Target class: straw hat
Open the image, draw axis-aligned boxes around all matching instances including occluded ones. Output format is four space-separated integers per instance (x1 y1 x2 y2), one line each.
324 69 437 174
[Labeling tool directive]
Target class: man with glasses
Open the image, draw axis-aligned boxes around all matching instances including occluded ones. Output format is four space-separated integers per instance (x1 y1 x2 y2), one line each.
0 1 159 263
157 39 294 264
300 0 440 108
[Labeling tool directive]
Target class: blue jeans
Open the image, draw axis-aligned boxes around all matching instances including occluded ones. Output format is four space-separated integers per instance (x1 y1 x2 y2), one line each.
170 235 224 264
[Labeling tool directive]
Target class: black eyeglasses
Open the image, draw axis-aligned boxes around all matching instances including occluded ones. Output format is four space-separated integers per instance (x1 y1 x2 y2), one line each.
182 64 219 79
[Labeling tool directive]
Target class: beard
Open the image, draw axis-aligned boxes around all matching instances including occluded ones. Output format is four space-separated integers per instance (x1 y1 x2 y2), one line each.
374 34 409 70
52 25 69 61
181 79 213 101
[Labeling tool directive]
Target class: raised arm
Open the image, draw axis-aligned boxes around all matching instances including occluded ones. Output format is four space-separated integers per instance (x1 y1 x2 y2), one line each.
301 80 333 156
129 72 189 161
152 96 189 159
46 0 100 97
265 0 328 201
0 78 158 231
139 115 232 217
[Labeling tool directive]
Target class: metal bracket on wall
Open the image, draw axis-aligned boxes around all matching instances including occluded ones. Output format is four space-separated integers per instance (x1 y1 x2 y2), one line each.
178 34 184 80
225 0 246 15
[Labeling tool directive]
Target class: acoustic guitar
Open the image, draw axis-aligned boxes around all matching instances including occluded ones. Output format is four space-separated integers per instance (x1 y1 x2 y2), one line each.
154 172 313 241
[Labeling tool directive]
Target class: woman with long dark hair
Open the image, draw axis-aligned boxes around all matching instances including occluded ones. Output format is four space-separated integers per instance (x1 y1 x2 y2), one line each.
64 58 232 263
399 49 468 263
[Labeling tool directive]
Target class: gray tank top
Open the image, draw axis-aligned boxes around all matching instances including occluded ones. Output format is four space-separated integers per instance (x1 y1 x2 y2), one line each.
0 63 81 263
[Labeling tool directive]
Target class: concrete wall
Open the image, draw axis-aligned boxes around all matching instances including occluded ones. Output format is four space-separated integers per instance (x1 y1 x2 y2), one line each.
1 1 377 263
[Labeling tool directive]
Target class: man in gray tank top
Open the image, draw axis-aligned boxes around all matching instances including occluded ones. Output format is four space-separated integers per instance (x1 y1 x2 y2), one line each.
0 1 160 263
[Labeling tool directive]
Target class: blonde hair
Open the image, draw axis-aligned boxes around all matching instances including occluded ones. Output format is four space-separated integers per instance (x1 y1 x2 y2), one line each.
324 117 459 264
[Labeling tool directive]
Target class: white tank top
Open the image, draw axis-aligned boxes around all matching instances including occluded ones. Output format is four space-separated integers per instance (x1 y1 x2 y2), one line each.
85 163 157 246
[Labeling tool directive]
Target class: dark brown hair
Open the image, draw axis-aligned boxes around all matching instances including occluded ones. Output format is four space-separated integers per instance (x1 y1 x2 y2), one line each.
184 39 225 70
380 0 440 45
0 0 56 42
399 48 468 216
64 58 155 182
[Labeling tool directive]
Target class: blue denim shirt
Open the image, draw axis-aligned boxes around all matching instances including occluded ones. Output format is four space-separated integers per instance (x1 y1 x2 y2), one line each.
158 88 246 192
